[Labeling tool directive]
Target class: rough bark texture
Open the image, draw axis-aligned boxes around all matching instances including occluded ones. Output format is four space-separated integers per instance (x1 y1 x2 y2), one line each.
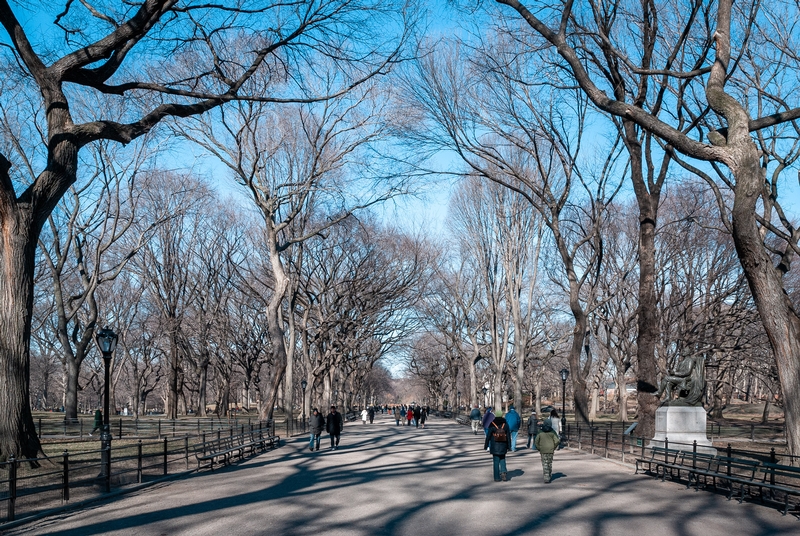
0 209 43 461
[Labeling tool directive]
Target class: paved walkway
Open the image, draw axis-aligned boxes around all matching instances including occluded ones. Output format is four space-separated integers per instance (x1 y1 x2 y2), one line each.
8 414 798 536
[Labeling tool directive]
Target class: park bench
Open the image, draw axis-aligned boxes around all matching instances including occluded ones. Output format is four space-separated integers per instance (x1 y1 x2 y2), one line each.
194 429 280 470
694 456 761 502
634 447 682 479
756 462 800 515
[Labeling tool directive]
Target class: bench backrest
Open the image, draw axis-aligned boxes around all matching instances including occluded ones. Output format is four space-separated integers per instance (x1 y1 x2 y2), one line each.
714 456 760 478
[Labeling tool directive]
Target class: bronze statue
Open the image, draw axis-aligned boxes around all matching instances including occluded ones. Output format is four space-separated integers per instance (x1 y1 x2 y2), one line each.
655 354 705 407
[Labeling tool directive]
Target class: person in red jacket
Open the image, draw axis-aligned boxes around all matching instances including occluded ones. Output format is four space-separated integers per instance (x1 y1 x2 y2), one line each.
406 407 413 426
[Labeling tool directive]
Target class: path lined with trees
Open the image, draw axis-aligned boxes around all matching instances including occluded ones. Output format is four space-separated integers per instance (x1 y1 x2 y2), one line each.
6 415 799 536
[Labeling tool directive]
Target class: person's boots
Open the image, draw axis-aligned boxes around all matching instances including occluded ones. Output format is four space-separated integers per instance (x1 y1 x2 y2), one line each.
501 472 507 481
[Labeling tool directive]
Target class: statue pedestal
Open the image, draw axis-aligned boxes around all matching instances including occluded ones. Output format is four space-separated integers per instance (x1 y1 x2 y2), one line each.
647 406 716 454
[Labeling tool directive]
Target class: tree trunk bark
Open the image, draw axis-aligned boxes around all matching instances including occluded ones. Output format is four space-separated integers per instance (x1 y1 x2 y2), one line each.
0 212 43 461
167 329 179 420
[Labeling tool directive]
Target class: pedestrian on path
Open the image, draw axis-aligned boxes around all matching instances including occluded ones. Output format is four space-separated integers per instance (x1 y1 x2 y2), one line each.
89 408 102 436
368 406 375 424
534 420 560 483
419 407 427 428
309 408 325 451
505 404 521 451
481 406 495 437
484 414 510 481
548 409 561 438
361 408 369 424
326 406 343 450
526 410 538 450
413 406 421 428
393 406 402 425
406 407 413 426
469 405 482 435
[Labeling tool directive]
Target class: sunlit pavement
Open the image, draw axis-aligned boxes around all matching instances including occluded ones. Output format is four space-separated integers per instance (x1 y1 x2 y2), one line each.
8 415 798 536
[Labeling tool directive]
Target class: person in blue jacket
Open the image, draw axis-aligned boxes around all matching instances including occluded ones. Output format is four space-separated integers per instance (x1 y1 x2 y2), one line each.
481 406 495 437
504 404 521 452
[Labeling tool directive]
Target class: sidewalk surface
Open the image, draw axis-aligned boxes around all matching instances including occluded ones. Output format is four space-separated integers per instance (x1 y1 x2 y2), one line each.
8 414 798 536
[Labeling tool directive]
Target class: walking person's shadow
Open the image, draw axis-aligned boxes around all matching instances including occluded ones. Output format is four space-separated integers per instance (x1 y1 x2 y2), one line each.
549 472 566 481
506 469 525 480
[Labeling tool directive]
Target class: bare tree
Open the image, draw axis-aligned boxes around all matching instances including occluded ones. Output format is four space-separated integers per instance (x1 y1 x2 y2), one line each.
491 0 800 453
0 0 414 461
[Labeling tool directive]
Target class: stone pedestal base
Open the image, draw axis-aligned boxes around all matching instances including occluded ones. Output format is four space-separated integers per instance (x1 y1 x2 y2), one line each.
647 406 716 454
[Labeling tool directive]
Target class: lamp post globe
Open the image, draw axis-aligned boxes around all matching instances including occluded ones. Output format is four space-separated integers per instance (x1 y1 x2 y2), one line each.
94 326 118 492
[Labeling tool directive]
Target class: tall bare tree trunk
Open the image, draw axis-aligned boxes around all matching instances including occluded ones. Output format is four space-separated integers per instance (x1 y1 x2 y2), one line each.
0 208 43 461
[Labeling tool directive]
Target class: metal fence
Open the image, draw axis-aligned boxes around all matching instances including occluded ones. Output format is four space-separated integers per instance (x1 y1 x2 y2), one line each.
0 420 274 526
562 420 798 467
35 414 264 440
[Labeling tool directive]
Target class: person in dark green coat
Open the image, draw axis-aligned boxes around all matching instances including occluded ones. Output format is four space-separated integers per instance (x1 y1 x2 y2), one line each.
534 420 559 483
90 409 102 436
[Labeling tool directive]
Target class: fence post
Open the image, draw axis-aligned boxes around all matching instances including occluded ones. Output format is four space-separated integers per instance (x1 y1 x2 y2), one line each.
769 448 777 487
137 441 143 484
158 419 162 439
163 438 168 475
184 437 189 469
605 429 609 458
8 456 16 522
119 418 123 439
60 450 70 503
38 417 42 438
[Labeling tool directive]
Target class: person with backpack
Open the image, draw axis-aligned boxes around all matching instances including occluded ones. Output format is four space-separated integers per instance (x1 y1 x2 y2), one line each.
469 404 482 435
535 419 560 483
526 410 539 450
505 404 521 451
484 413 510 481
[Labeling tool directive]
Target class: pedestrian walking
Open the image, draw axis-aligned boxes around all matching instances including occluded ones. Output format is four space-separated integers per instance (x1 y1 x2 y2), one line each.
481 406 495 437
419 407 427 428
89 408 102 436
368 406 375 424
406 407 413 426
361 408 369 424
534 419 560 483
505 404 521 451
484 414 510 481
413 405 421 428
393 406 402 425
326 405 343 450
526 410 538 450
548 409 562 439
308 408 325 451
469 404 482 435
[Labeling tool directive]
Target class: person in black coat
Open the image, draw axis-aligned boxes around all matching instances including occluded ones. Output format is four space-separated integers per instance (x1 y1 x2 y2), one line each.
413 406 421 428
308 408 326 451
326 406 344 450
484 415 510 481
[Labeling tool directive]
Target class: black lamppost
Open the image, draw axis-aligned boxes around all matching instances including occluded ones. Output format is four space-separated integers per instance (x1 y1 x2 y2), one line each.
482 386 488 408
348 391 353 412
559 368 569 435
94 326 118 492
300 379 308 421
